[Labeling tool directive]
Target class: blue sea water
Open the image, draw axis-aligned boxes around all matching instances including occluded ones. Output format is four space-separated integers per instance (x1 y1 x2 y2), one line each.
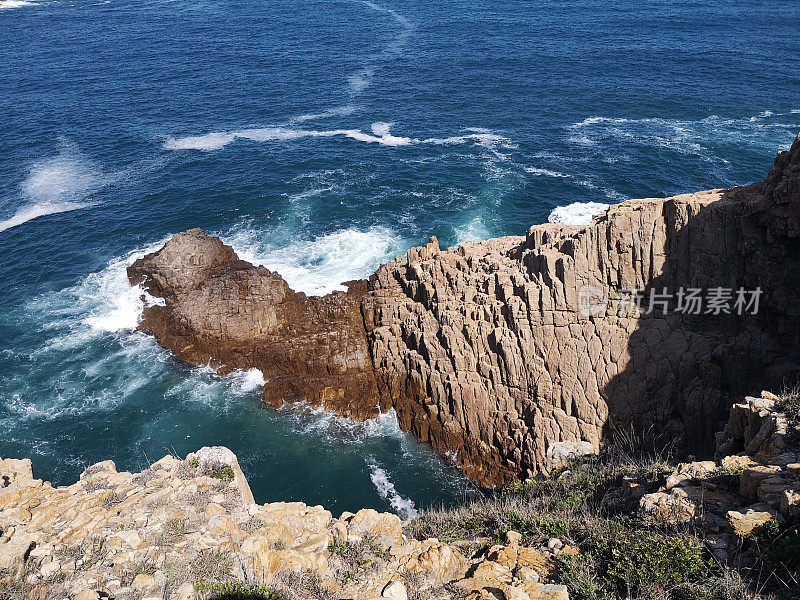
1 0 799 516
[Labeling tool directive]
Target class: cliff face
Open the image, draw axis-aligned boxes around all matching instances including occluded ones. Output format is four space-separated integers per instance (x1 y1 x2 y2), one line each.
128 135 800 487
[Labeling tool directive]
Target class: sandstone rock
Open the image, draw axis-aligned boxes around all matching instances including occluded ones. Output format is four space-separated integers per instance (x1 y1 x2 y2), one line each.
639 489 696 524
459 560 513 590
544 442 595 473
394 538 468 582
347 509 404 547
516 582 570 600
740 465 782 500
131 573 155 592
501 585 532 600
780 487 800 516
726 504 777 537
0 458 34 488
189 446 254 504
505 530 522 545
381 580 408 600
174 582 194 600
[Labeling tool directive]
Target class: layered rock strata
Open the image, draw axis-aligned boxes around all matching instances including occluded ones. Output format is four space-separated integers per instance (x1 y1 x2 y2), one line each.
128 135 800 487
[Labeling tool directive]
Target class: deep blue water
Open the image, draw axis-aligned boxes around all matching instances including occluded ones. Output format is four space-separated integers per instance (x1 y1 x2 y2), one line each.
1 0 799 516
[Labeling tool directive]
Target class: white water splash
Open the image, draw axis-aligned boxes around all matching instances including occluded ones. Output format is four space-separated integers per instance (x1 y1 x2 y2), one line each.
223 224 405 295
548 201 609 226
453 215 490 244
227 368 267 394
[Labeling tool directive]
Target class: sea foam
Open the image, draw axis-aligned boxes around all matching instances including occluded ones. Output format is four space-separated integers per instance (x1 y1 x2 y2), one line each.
223 224 404 296
367 459 419 519
0 145 105 233
548 201 609 226
163 123 510 152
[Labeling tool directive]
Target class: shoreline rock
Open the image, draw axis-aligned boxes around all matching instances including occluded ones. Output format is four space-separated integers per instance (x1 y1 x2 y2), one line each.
128 134 800 487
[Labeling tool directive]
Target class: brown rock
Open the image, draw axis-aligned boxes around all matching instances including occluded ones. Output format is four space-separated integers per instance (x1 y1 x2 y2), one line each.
726 504 776 537
128 229 380 420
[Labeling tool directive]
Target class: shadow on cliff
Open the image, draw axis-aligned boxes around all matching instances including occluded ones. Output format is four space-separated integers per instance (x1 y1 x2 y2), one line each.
599 135 800 459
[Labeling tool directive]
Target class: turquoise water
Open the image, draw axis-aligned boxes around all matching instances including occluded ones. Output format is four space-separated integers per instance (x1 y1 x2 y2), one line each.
1 0 799 516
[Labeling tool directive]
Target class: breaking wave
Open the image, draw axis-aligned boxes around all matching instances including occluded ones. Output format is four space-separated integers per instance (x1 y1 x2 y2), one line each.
223 223 405 295
0 0 39 10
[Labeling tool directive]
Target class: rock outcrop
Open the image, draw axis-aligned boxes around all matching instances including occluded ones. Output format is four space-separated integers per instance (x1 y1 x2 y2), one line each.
128 231 380 420
128 134 800 487
635 391 800 565
0 448 569 600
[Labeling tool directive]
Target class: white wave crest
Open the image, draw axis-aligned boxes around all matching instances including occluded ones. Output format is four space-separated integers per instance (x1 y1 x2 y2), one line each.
0 145 106 233
367 459 419 520
81 243 167 332
164 123 510 152
223 224 404 295
524 166 570 178
0 0 38 9
548 201 609 226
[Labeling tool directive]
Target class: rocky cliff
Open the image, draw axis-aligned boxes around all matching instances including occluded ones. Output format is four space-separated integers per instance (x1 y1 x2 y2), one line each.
2 394 798 600
127 134 800 487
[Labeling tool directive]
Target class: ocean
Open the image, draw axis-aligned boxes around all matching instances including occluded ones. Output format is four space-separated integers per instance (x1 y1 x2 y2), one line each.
1 0 798 517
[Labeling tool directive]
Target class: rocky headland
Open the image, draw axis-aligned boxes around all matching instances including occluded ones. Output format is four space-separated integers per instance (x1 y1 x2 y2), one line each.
3 137 800 599
127 135 800 488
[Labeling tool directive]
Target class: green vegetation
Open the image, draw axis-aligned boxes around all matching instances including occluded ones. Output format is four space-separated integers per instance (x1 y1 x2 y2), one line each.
326 535 386 588
410 454 794 599
209 464 235 482
194 581 283 600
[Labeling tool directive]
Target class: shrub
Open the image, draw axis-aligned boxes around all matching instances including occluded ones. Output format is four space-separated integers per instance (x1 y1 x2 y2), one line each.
603 534 705 593
207 464 235 483
193 581 281 600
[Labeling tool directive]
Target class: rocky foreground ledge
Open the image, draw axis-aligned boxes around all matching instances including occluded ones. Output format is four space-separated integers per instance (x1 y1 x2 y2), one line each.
2 394 799 599
128 134 800 487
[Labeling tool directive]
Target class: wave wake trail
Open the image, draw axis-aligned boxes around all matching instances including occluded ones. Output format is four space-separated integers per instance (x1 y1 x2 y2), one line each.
164 122 509 152
0 143 105 233
367 458 419 519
